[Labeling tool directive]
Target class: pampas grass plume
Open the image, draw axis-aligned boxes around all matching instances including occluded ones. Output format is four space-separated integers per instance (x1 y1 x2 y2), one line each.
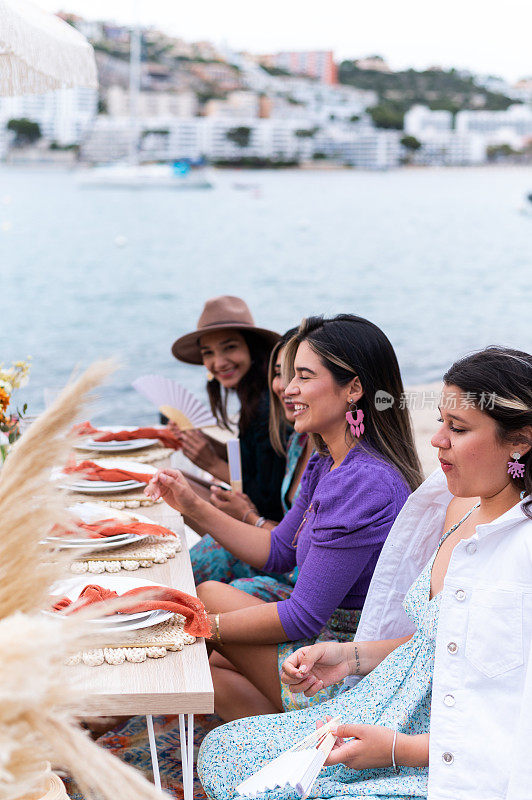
0 361 169 799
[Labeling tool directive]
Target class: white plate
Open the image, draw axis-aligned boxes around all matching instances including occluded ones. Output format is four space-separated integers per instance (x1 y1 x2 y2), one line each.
96 609 172 632
61 481 146 494
45 503 156 548
46 533 149 551
69 479 139 488
50 532 132 544
74 425 159 452
49 574 174 626
56 459 158 494
67 503 156 525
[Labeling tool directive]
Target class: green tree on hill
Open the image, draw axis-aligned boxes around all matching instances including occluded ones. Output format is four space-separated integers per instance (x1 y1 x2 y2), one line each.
6 118 42 146
226 126 252 148
338 62 518 130
368 103 404 130
401 135 422 152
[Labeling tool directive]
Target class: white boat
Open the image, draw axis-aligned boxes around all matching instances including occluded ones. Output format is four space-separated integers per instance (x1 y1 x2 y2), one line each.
78 21 212 190
78 163 213 189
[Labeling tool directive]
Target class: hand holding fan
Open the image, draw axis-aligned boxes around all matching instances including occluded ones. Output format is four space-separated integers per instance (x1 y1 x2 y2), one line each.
132 375 217 430
236 717 340 799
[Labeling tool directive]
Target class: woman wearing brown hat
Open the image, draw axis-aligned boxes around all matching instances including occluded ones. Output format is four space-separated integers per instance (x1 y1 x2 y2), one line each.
171 295 286 522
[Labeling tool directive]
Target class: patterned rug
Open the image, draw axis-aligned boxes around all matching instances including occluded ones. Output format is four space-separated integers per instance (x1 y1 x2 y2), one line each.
64 714 222 799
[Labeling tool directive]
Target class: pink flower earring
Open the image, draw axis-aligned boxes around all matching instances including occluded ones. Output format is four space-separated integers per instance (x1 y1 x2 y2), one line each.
508 452 525 480
346 400 364 438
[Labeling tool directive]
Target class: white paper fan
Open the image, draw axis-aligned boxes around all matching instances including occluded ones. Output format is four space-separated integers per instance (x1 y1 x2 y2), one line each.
132 375 217 430
236 718 339 799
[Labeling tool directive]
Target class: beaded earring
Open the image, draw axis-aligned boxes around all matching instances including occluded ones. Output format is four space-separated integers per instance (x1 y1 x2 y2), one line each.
346 400 364 438
508 452 525 480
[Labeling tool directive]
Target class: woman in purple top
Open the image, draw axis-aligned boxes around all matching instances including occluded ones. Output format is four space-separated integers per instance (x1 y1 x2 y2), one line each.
146 314 423 721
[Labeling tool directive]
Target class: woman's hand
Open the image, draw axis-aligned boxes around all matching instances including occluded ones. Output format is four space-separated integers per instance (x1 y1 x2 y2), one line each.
280 641 351 696
144 468 201 516
324 724 395 770
177 429 222 473
209 487 257 521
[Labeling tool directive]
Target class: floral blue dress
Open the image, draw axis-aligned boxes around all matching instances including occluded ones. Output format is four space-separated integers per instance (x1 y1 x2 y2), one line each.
197 507 478 800
190 433 308 595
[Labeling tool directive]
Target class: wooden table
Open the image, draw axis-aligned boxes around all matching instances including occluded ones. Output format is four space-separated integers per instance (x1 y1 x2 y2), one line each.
74 498 213 798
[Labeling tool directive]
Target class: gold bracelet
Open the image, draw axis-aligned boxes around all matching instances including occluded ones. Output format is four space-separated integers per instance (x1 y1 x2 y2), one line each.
213 613 222 643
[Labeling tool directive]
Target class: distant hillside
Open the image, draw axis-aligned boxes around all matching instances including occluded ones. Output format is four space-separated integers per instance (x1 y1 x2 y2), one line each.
338 62 518 129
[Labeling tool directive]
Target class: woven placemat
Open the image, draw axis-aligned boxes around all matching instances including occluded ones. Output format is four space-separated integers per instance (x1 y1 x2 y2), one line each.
70 535 182 574
66 488 162 508
66 614 196 666
75 446 174 464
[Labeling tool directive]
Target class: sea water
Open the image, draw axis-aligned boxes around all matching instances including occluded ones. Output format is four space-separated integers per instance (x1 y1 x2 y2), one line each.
1 164 531 424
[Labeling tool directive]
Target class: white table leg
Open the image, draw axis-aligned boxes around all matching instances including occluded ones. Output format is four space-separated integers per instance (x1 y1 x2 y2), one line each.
187 713 194 800
178 714 195 800
146 714 162 792
179 714 189 799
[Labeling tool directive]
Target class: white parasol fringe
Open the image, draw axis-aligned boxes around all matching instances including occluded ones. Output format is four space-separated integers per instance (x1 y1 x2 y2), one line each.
0 0 97 96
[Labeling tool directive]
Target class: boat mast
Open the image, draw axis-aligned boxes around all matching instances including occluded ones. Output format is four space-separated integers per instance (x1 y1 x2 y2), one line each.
128 18 141 166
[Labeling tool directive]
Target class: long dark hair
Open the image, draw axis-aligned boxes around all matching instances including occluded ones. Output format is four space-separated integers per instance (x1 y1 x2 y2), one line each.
206 330 273 434
268 327 298 455
283 315 423 492
444 346 532 519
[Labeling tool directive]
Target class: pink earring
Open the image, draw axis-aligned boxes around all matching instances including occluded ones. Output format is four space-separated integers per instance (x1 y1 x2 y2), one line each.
508 452 525 479
346 400 364 438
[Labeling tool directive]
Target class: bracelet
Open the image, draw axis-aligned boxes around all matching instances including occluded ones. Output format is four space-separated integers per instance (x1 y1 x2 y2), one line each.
213 613 222 644
255 516 266 528
391 730 399 774
242 508 254 524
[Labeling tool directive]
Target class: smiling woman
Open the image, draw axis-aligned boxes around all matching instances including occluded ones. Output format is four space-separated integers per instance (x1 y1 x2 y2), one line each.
170 295 286 521
147 313 423 725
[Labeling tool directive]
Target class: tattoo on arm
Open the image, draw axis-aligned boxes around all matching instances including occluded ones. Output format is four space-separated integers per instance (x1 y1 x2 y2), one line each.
353 645 361 675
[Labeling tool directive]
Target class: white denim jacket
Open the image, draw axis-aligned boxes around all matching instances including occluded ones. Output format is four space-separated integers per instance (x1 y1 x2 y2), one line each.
353 469 532 800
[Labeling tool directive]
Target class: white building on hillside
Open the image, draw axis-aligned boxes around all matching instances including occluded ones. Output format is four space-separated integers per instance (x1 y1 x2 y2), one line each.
82 115 398 165
455 104 532 148
342 131 402 169
203 91 260 119
404 105 453 136
106 86 198 118
412 133 486 166
0 87 97 146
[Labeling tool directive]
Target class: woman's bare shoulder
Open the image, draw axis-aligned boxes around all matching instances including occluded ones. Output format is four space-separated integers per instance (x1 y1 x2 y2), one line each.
443 495 480 530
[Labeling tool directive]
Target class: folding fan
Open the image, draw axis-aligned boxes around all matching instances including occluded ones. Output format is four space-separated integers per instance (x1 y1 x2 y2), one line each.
236 717 340 799
132 375 217 430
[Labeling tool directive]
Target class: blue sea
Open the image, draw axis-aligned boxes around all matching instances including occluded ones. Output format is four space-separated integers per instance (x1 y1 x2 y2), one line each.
1 164 531 424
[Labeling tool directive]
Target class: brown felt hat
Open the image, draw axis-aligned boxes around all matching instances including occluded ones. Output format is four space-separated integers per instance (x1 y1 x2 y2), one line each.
171 295 280 364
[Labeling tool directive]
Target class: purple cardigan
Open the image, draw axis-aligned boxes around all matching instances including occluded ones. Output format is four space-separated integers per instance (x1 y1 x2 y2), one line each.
264 446 410 640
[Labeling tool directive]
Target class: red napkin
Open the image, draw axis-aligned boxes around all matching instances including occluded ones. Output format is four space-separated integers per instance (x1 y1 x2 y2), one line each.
59 519 175 539
73 421 181 450
52 584 211 638
63 460 155 484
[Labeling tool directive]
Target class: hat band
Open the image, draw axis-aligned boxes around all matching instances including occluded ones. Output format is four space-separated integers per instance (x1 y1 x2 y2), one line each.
198 320 253 330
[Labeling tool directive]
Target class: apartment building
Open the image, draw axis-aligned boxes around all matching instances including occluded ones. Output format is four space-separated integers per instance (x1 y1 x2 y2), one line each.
455 104 532 147
106 86 198 118
404 105 453 136
261 51 337 85
0 87 98 146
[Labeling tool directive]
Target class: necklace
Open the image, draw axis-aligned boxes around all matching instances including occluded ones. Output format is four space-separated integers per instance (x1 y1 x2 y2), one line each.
291 501 313 547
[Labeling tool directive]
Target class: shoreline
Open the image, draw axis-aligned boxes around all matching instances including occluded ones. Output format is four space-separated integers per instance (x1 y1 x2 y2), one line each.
407 383 442 477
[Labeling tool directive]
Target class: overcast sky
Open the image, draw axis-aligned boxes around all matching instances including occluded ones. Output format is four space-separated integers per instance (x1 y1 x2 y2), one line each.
42 0 532 81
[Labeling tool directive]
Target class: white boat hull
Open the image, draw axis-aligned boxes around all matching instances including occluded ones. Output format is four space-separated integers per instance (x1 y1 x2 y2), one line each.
78 164 213 189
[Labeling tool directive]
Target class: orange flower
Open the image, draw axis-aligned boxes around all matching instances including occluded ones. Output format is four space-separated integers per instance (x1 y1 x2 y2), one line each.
0 386 9 411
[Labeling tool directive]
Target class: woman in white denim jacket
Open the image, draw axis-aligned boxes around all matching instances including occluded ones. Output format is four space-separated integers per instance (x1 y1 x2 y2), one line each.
197 346 531 800
278 346 532 800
